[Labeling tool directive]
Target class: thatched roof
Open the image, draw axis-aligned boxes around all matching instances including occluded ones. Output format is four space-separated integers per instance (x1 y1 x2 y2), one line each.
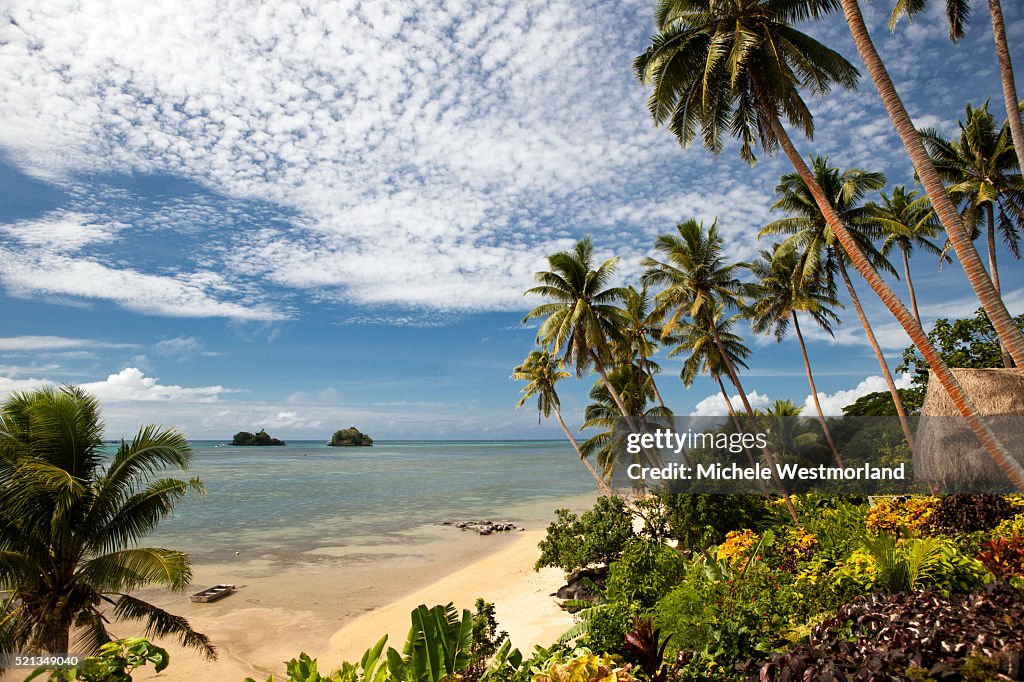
914 368 1024 491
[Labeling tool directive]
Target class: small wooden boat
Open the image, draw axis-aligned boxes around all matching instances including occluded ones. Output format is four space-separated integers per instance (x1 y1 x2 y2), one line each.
190 584 236 603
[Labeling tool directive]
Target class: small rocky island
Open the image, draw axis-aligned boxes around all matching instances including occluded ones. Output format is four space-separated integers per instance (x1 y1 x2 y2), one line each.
328 427 373 447
232 429 286 446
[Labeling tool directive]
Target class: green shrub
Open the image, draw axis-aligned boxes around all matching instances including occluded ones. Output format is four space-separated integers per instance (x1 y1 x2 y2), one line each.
658 494 769 550
28 638 169 682
576 601 638 656
536 496 635 573
605 539 687 609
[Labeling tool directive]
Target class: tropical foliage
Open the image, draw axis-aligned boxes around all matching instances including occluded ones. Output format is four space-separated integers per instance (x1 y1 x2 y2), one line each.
0 386 213 660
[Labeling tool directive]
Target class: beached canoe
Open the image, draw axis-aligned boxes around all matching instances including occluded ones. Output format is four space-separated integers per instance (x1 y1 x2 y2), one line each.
190 584 236 603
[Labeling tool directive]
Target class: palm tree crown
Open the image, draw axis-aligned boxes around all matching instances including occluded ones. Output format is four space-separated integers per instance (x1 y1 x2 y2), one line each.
512 351 570 423
761 155 892 293
523 237 626 376
745 243 841 342
633 0 858 163
0 386 213 659
641 219 743 334
920 102 1024 280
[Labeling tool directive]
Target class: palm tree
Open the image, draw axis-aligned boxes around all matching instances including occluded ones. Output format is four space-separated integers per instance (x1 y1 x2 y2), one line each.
921 102 1023 276
871 186 948 328
642 220 797 518
889 0 1024 179
0 386 214 659
513 350 612 495
523 237 637 431
615 284 670 411
635 0 1024 491
667 308 769 492
641 220 753 416
746 243 844 467
921 102 1024 367
578 365 670 481
760 157 915 448
838 0 1024 367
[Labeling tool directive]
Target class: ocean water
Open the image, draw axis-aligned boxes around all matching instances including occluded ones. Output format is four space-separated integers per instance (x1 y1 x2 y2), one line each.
146 440 596 561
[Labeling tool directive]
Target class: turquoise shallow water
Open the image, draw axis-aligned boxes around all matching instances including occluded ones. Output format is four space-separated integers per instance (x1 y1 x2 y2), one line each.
146 440 595 561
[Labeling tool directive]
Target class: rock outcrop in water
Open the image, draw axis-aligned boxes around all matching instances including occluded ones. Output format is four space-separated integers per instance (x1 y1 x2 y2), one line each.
328 427 373 447
232 429 285 446
440 520 522 535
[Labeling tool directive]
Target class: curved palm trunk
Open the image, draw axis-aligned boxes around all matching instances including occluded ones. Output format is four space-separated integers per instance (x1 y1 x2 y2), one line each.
715 373 771 495
770 113 1024 493
901 246 922 328
791 312 844 467
841 0 1024 367
986 204 1013 368
836 257 915 447
708 322 798 522
988 0 1024 180
553 405 613 496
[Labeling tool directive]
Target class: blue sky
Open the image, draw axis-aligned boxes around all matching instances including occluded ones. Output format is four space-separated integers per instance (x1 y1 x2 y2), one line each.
0 0 1022 439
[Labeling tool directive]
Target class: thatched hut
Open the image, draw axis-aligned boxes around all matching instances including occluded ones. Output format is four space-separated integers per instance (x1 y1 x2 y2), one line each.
913 368 1024 491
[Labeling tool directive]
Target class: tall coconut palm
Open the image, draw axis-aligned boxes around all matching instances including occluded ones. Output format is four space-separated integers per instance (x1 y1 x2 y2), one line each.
921 102 1024 367
839 0 1024 367
635 0 1024 491
760 157 915 448
746 243 844 467
523 237 637 432
871 186 948 328
0 386 214 659
920 103 1024 289
889 0 1024 179
640 220 753 417
513 350 612 495
615 284 670 410
642 220 797 517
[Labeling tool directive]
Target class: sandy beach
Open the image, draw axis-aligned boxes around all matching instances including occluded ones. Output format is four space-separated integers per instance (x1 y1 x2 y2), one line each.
118 498 591 682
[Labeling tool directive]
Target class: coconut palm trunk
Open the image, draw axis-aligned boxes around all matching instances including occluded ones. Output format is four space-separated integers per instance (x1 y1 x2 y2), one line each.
835 257 915 446
553 405 612 496
840 0 1024 367
791 311 844 466
985 203 1013 368
769 112 1024 492
900 245 922 328
709 322 798 520
988 0 1024 178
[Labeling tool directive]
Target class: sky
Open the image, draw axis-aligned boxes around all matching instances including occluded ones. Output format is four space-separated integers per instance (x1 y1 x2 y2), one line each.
0 0 1022 440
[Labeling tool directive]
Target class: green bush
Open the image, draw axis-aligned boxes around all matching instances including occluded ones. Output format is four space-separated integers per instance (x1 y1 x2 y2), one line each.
28 638 169 682
577 601 638 656
536 496 635 573
605 539 687 609
658 494 769 551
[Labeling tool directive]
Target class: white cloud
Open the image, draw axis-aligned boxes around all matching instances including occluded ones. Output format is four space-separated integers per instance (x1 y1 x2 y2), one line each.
0 0 751 313
804 374 914 417
78 368 231 403
0 243 286 320
690 390 772 417
0 335 138 351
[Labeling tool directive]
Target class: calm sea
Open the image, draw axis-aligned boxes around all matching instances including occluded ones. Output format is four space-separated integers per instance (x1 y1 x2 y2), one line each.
146 440 596 562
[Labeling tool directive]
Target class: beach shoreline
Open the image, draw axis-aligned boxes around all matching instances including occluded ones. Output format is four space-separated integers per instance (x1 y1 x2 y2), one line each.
123 494 594 682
